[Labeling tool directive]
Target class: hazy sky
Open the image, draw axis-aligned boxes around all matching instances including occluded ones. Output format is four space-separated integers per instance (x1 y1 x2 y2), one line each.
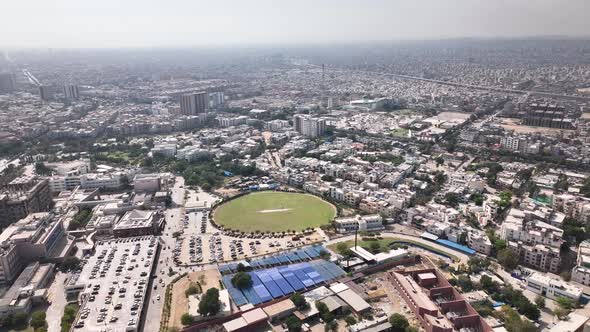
2 0 589 48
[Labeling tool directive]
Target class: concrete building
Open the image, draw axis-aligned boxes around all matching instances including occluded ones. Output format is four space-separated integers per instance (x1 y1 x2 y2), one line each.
38 85 53 101
0 262 54 318
63 84 79 99
526 272 583 302
388 268 492 332
572 240 590 286
113 210 162 238
0 212 66 284
180 92 208 115
0 72 16 92
209 91 225 108
0 177 53 227
334 214 383 233
294 114 326 138
133 174 161 192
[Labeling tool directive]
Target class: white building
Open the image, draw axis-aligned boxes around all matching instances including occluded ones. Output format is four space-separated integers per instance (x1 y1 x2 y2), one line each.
572 240 590 286
334 215 383 233
526 272 582 302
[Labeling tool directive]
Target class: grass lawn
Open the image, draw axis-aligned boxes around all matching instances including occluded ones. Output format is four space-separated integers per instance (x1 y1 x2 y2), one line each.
213 192 336 232
390 128 409 138
328 237 460 262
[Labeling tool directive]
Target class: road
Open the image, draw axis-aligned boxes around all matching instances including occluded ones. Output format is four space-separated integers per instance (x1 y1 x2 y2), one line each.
46 272 68 332
141 178 221 332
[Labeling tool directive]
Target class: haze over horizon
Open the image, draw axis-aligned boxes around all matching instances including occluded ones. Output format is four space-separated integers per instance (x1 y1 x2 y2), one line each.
2 0 589 48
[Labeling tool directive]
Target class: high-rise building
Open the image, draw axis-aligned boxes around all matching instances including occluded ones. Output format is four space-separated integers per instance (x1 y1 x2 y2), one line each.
38 85 53 101
63 85 79 99
0 73 15 93
293 115 326 138
180 92 208 115
209 91 225 108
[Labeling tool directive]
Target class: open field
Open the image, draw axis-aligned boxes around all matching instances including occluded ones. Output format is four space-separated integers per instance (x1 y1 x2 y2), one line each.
213 192 336 232
500 118 574 136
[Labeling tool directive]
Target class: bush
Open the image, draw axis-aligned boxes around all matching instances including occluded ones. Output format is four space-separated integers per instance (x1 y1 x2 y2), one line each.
185 282 200 297
181 313 194 326
534 295 545 309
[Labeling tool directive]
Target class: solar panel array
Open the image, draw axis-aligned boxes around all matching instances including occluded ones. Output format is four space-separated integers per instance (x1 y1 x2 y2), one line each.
222 260 346 306
218 245 326 275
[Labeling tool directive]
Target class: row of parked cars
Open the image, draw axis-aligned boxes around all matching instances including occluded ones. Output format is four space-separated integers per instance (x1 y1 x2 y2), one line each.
209 234 224 262
189 236 203 263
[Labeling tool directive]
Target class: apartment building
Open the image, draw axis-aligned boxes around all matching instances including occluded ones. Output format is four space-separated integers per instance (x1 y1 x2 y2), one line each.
500 208 564 273
0 177 53 227
572 240 590 286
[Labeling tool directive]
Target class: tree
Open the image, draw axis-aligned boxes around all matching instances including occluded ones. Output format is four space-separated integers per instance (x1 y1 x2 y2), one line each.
321 175 335 182
389 313 409 331
534 295 545 309
344 316 357 326
497 249 519 270
31 311 47 330
198 287 221 316
231 272 252 289
556 296 575 310
319 250 331 260
560 271 572 281
457 275 474 292
59 256 81 271
444 192 460 207
315 301 329 315
285 316 302 332
290 293 308 310
181 313 194 325
325 320 338 332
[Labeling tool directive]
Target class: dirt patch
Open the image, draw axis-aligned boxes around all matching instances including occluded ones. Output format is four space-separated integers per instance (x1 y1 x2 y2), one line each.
168 269 222 329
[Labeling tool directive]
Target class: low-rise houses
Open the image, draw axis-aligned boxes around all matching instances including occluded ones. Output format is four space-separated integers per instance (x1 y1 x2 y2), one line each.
572 240 590 286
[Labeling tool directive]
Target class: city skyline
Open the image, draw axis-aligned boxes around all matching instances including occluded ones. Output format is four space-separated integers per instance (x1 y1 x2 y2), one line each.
1 0 589 48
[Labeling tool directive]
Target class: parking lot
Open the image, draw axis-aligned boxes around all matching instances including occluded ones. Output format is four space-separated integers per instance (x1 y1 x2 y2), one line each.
68 236 159 332
172 209 324 265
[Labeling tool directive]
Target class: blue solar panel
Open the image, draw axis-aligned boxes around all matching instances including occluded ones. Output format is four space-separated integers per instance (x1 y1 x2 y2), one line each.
256 271 283 298
287 253 299 262
294 250 308 260
277 254 290 264
268 257 280 266
268 269 295 295
222 275 248 306
304 247 319 258
293 268 314 287
282 271 305 291
311 263 333 280
241 283 262 305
